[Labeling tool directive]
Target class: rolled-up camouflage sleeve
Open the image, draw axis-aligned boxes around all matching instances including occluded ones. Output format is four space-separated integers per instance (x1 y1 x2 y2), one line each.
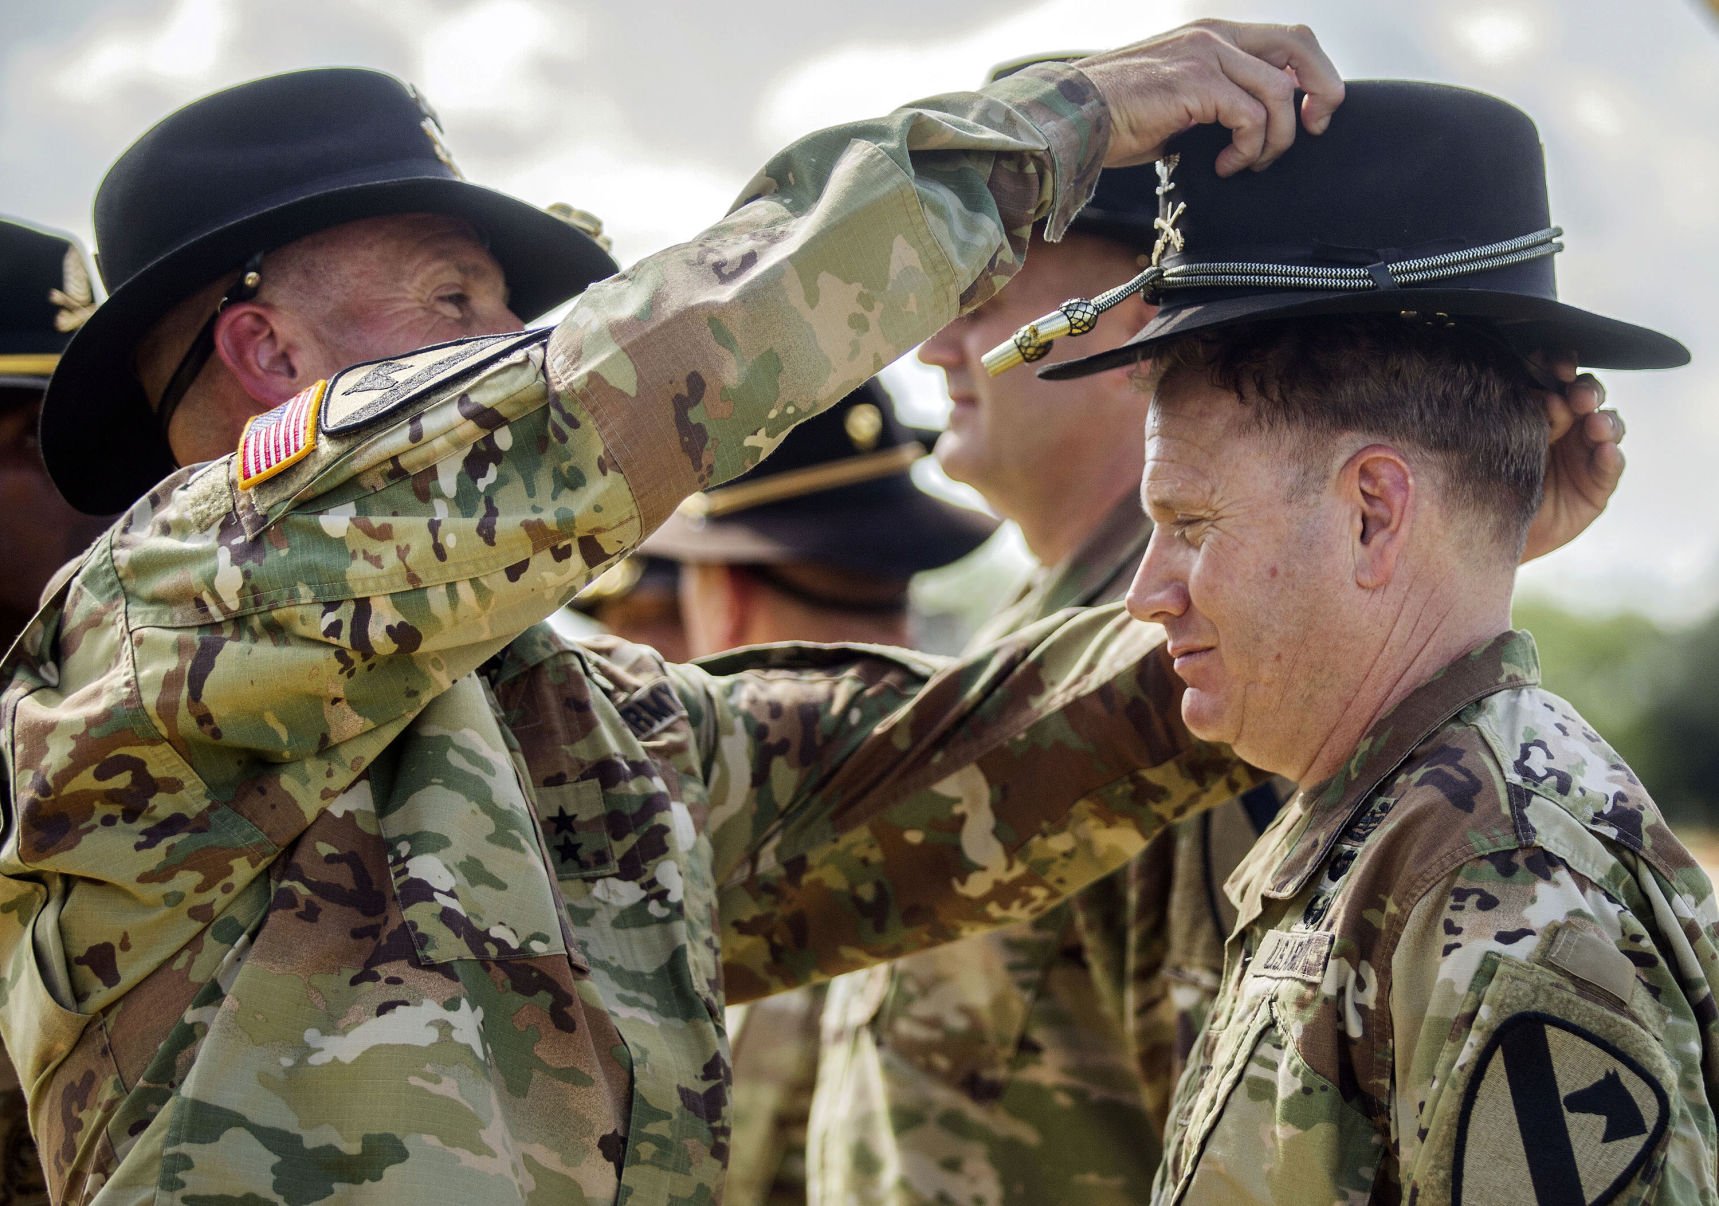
0 66 1107 1020
676 606 1256 1002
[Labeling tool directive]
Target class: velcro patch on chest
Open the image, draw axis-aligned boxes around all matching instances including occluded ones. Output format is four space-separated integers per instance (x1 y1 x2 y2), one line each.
320 328 546 434
1252 928 1333 984
616 679 685 740
237 380 324 489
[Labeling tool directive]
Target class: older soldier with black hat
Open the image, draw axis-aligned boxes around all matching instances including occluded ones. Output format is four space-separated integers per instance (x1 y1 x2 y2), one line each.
1027 81 1711 1201
0 24 1379 1203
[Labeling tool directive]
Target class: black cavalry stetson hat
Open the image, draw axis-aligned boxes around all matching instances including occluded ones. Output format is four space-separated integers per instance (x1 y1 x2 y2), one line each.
42 67 620 515
0 217 96 390
643 379 997 578
1042 80 1688 381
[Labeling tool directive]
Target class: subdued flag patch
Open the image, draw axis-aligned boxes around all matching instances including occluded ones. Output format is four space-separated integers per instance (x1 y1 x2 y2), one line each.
1453 1012 1669 1205
237 380 325 489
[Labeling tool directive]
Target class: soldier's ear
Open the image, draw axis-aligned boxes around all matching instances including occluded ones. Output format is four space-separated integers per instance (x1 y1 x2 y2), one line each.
211 302 310 407
1344 443 1414 590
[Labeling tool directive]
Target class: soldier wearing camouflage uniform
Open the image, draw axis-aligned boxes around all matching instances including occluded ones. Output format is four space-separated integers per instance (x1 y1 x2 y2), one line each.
0 26 1350 1203
1043 81 1713 1203
806 61 1620 1202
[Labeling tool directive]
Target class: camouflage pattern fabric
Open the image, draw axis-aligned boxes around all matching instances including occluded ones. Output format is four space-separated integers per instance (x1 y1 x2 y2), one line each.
0 65 1268 1204
723 989 826 1205
1154 630 1719 1204
807 493 1284 1204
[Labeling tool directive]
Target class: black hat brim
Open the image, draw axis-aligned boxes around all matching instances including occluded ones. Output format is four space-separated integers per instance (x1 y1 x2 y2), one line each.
43 175 618 515
643 488 998 578
1040 285 1690 381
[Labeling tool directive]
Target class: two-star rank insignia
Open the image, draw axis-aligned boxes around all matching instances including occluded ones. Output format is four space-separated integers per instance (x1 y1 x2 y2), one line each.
1453 1012 1670 1205
237 379 325 489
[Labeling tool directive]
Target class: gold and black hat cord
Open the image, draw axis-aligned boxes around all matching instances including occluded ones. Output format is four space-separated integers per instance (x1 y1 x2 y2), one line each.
983 225 1565 376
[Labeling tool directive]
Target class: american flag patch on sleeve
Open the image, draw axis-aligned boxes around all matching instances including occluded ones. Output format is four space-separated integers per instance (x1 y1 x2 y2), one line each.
237 380 325 490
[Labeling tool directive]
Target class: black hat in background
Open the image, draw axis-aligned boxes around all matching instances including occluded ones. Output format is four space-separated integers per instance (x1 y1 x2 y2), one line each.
643 379 997 578
0 218 96 390
988 53 1158 252
1042 80 1688 380
42 67 621 515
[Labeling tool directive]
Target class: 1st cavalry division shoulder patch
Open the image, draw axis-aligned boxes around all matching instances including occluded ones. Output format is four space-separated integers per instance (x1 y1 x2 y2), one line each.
1452 1011 1670 1206
238 379 325 489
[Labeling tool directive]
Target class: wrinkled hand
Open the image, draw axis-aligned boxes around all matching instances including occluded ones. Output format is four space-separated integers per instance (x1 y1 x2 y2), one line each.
1075 20 1345 176
1522 356 1623 562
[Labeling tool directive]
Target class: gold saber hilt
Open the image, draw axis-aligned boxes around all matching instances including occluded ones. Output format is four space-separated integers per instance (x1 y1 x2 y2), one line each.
980 265 1163 376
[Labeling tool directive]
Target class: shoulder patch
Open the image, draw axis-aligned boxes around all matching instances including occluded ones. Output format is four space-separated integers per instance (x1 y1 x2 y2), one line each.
321 328 547 434
1453 1011 1669 1206
238 380 324 489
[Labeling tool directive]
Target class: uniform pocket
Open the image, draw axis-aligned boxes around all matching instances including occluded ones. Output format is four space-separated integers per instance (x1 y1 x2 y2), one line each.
375 677 568 965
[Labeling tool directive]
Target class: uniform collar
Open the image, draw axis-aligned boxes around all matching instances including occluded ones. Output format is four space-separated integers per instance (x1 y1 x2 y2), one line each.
1259 629 1541 903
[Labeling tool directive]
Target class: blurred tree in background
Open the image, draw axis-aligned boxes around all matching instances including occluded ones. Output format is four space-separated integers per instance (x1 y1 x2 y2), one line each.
1515 598 1719 831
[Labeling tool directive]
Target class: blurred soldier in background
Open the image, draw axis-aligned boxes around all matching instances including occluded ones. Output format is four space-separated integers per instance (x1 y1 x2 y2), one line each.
644 378 995 1205
0 217 115 1206
0 220 113 643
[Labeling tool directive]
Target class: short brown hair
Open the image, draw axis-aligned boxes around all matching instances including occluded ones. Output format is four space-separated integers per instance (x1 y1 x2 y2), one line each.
1151 315 1546 556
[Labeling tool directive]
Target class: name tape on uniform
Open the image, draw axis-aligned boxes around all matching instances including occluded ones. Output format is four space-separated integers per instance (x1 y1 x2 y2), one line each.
1253 929 1334 984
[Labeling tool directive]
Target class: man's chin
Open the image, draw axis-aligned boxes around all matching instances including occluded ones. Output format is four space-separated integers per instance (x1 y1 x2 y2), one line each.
1179 690 1232 745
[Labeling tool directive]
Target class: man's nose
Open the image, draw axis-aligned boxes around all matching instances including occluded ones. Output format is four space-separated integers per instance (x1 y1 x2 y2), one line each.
1125 530 1189 624
917 325 961 369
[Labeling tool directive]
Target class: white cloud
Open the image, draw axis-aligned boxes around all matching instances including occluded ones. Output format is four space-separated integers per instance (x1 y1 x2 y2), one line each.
416 0 585 117
51 0 233 95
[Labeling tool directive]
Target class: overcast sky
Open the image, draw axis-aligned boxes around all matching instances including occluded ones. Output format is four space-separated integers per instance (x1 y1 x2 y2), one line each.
3 0 1715 623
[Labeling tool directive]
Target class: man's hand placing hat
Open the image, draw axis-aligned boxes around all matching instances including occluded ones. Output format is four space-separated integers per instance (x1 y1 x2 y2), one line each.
1075 20 1344 175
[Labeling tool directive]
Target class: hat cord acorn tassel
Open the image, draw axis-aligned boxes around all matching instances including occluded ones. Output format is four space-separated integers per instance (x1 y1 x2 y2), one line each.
982 159 1186 376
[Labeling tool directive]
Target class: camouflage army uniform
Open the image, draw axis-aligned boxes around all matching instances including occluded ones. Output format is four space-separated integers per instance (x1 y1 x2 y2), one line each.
0 66 1264 1204
808 494 1281 1204
1154 630 1719 1203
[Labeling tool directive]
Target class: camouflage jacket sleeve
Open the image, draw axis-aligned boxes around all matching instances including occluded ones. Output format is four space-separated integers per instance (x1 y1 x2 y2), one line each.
0 67 1109 1026
680 605 1258 1001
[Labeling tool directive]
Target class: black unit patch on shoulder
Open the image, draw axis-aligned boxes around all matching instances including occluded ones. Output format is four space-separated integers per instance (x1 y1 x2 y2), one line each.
1452 1011 1670 1206
320 328 548 434
617 680 685 741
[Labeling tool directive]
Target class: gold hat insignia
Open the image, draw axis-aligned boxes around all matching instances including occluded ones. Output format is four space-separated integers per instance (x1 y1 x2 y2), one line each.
49 246 96 333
